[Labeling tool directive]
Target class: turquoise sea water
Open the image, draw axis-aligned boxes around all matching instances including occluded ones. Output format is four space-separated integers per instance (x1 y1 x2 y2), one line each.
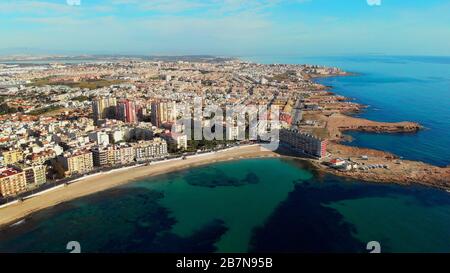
0 158 450 253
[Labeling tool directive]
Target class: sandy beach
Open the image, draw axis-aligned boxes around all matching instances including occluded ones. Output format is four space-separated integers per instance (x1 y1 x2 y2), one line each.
0 145 278 228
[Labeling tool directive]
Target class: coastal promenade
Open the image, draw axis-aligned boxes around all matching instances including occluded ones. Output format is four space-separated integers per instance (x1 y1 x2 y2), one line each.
0 145 277 228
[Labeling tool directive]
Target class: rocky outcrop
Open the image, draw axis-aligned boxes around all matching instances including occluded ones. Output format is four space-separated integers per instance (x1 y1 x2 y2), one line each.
339 123 421 133
321 143 450 191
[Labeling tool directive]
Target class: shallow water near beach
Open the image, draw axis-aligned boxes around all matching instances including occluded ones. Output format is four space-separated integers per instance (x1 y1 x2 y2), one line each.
0 158 450 253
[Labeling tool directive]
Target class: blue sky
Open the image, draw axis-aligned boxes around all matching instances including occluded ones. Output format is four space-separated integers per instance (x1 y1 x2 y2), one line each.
1 0 449 56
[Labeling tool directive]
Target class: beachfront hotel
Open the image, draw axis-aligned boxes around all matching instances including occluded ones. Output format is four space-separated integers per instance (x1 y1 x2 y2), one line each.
92 144 134 167
92 138 168 167
12 163 47 189
134 138 168 162
57 150 94 177
280 129 328 159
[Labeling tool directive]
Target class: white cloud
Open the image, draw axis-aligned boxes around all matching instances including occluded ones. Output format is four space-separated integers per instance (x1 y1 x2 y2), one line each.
367 0 382 6
2 0 449 56
110 0 292 15
67 0 81 6
0 1 71 14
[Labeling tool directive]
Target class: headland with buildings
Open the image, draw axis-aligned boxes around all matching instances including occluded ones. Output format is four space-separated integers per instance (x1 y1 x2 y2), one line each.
0 55 448 226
